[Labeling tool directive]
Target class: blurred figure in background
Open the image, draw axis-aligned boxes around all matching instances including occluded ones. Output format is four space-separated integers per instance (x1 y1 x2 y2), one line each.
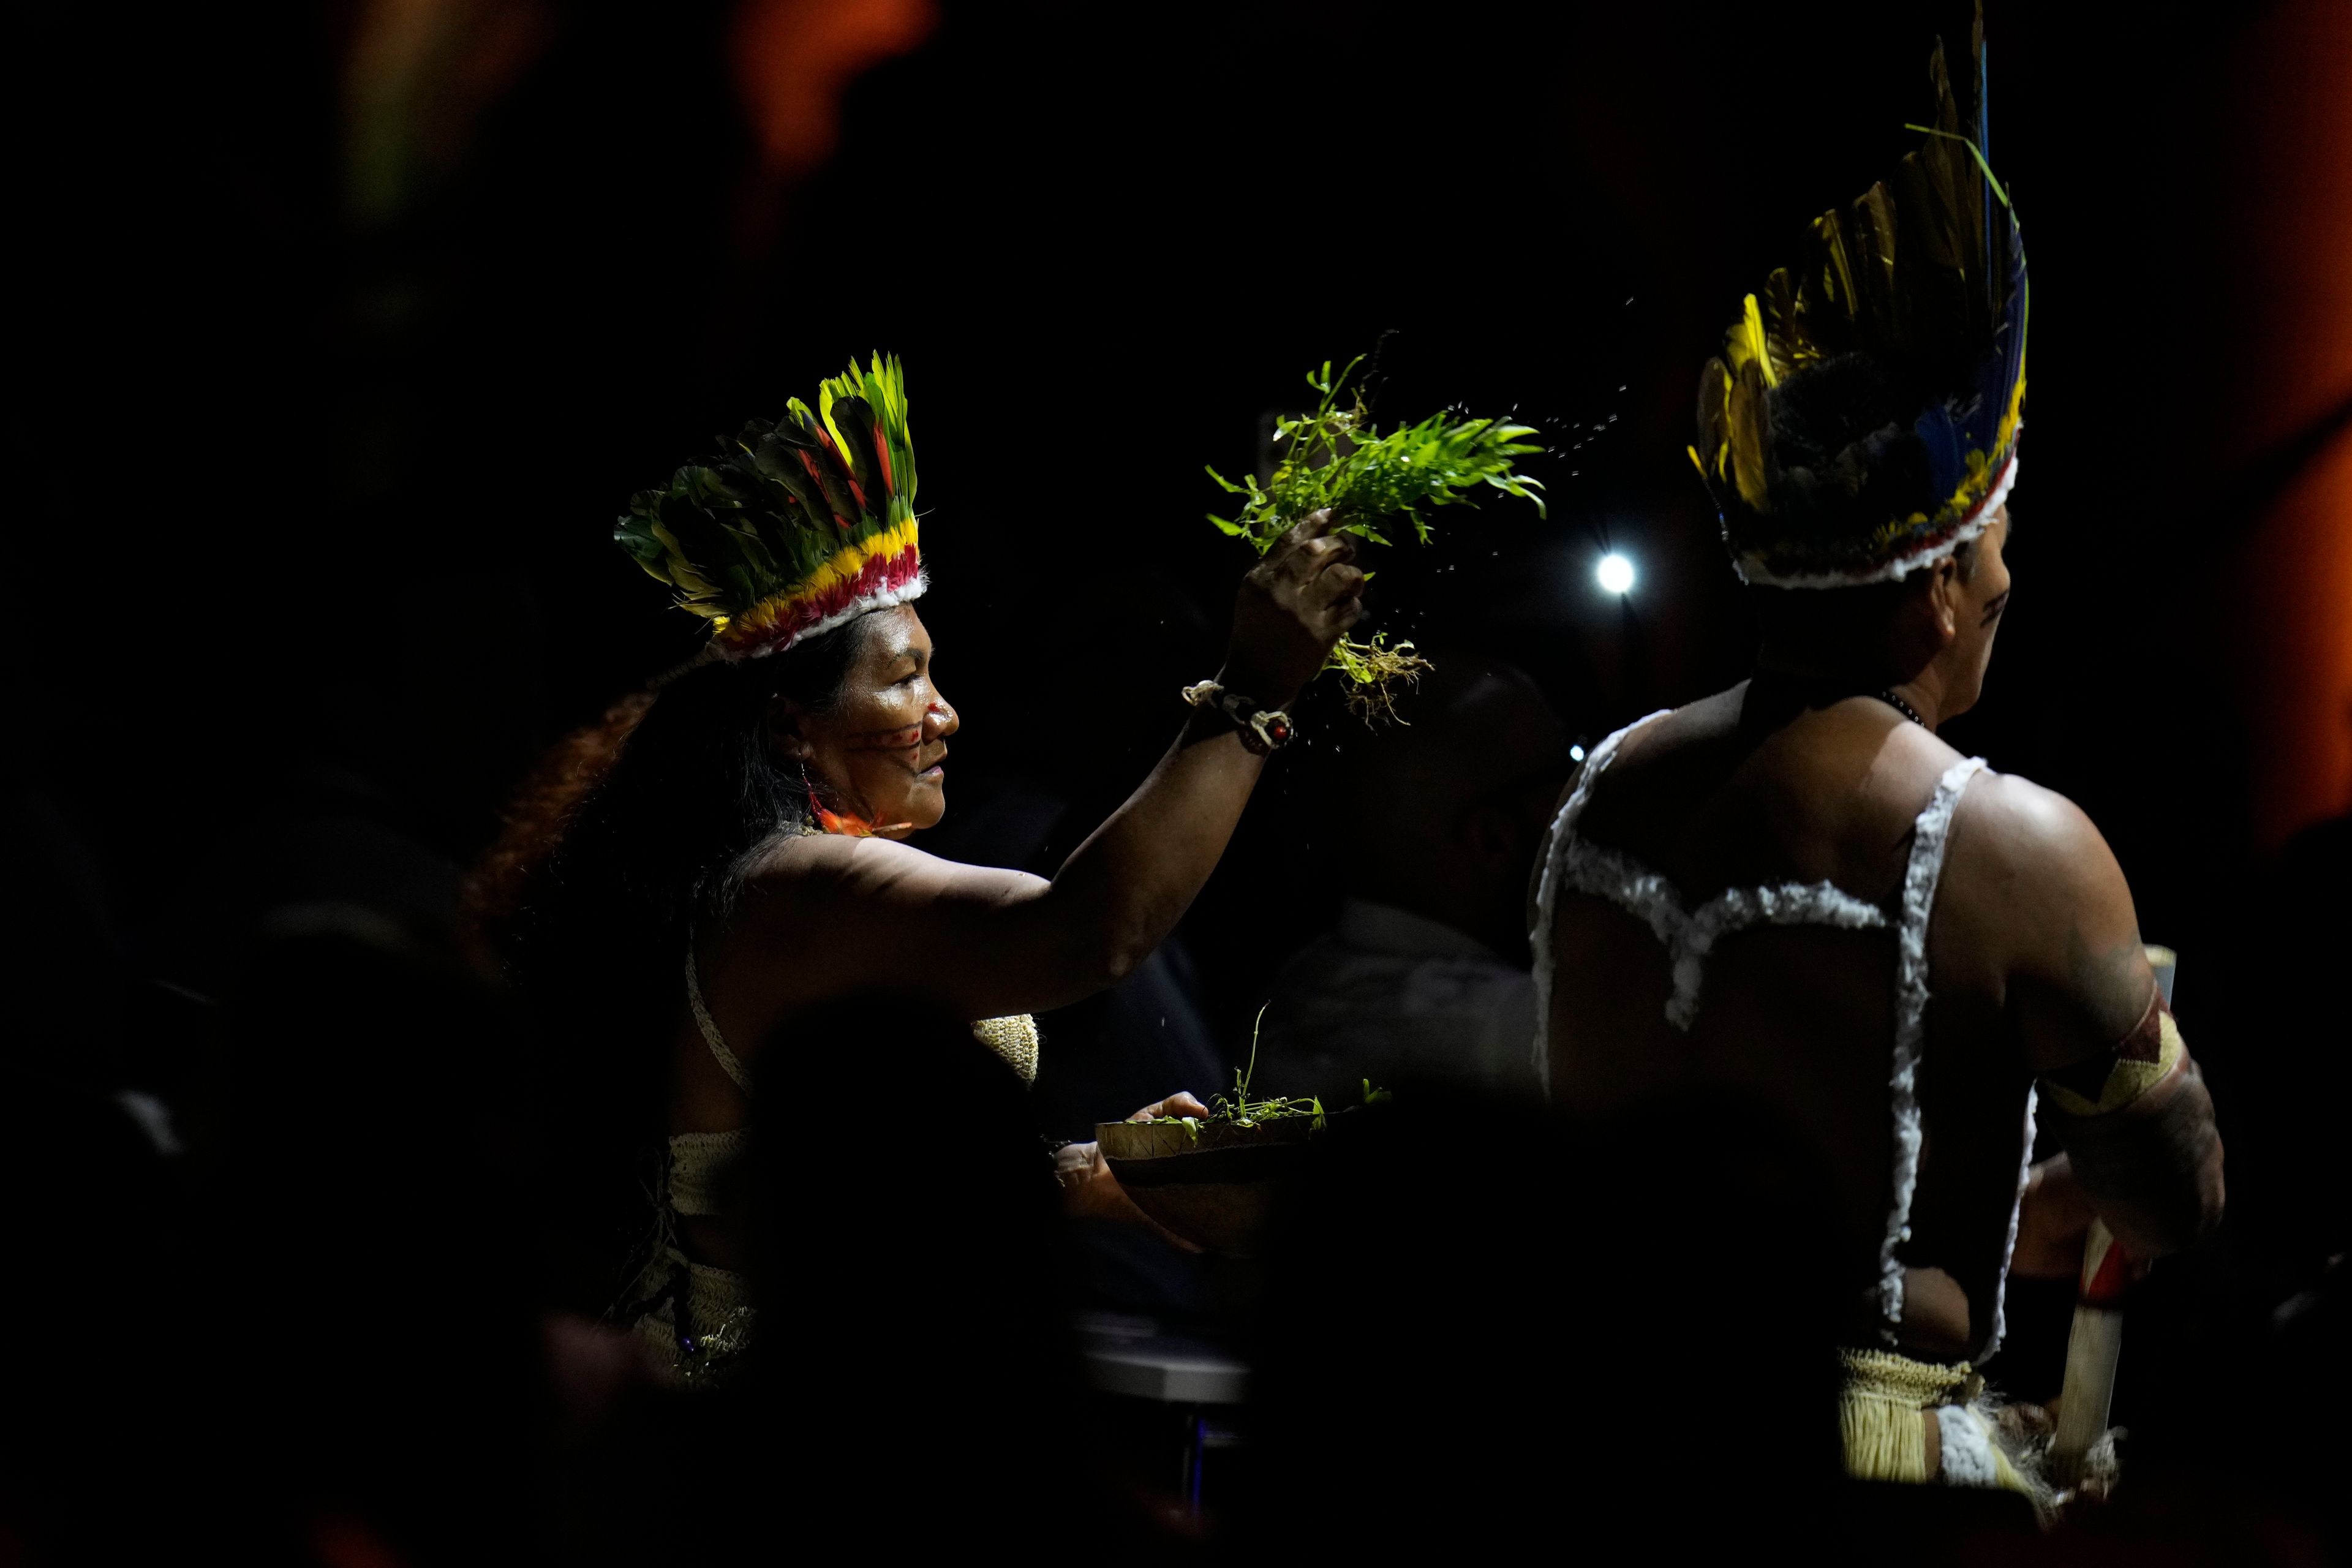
555 998 1117 1562
197 907 544 1563
0 1069 186 1562
1248 1082 1846 1553
1256 654 1567 1104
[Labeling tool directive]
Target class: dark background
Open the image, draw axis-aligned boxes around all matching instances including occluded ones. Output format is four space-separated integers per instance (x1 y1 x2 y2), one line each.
6 1 2346 1229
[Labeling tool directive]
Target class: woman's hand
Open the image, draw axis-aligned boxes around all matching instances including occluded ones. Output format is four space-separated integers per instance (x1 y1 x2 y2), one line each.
1126 1091 1210 1123
1054 1135 1204 1253
1221 508 1365 708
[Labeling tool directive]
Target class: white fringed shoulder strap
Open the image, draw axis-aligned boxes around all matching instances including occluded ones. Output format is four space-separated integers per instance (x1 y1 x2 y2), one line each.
1874 754 1988 1339
1529 712 1670 1093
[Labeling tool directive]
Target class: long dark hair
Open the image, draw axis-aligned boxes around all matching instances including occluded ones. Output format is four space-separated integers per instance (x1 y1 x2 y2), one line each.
473 617 871 1310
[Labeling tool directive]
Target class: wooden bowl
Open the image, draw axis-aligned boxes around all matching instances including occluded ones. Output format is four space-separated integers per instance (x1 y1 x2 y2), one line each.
1096 1116 1316 1257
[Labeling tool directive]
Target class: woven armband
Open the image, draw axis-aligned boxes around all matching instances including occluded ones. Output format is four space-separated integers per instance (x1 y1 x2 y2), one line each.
1180 680 1295 755
2040 995 2185 1117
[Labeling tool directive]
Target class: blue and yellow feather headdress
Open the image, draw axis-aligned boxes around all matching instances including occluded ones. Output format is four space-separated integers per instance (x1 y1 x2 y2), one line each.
614 352 924 661
1692 20 2027 589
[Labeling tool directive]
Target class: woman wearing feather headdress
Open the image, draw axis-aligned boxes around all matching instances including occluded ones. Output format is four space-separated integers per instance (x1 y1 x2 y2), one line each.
1529 23 2221 1506
471 353 1363 1381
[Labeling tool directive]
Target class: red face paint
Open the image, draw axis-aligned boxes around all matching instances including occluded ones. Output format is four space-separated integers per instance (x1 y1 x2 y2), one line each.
846 723 923 753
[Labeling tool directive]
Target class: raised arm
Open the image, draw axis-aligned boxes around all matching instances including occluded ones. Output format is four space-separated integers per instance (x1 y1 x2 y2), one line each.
741 511 1362 1021
1969 774 2225 1258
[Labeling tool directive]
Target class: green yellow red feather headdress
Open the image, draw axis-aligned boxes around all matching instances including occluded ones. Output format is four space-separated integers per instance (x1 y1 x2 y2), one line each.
1692 21 2027 589
615 352 923 661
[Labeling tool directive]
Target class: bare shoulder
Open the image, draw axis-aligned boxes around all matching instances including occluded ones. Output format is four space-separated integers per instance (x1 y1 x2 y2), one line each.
1566 689 1746 842
1616 687 1744 762
742 828 897 888
1951 769 2130 902
1583 687 1746 802
1945 769 2150 1066
742 831 1046 913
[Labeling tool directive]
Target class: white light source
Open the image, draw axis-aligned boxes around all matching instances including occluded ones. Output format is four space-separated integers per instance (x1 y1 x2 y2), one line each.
1596 552 1635 595
1569 744 1588 764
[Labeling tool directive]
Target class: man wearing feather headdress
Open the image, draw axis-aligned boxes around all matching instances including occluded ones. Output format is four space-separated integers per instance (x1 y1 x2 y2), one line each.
1529 22 2223 1504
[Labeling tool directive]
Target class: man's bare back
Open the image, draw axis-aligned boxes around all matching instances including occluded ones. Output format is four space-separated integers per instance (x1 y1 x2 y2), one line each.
1545 675 2223 1358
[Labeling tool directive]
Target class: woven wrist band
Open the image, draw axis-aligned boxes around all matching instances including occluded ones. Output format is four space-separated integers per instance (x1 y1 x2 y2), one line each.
1181 680 1295 755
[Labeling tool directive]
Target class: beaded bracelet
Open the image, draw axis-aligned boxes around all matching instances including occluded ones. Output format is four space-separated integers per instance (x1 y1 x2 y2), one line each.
1181 680 1295 755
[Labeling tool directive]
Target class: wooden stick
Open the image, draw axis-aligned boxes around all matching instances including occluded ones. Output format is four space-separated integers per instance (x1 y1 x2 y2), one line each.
2051 1219 2129 1485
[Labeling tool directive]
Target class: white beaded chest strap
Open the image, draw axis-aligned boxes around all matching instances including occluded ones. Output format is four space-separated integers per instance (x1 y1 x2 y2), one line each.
1531 710 1889 1052
1553 841 1889 1031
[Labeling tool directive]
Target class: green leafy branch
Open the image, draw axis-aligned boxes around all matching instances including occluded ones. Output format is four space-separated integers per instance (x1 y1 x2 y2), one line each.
1206 355 1547 720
